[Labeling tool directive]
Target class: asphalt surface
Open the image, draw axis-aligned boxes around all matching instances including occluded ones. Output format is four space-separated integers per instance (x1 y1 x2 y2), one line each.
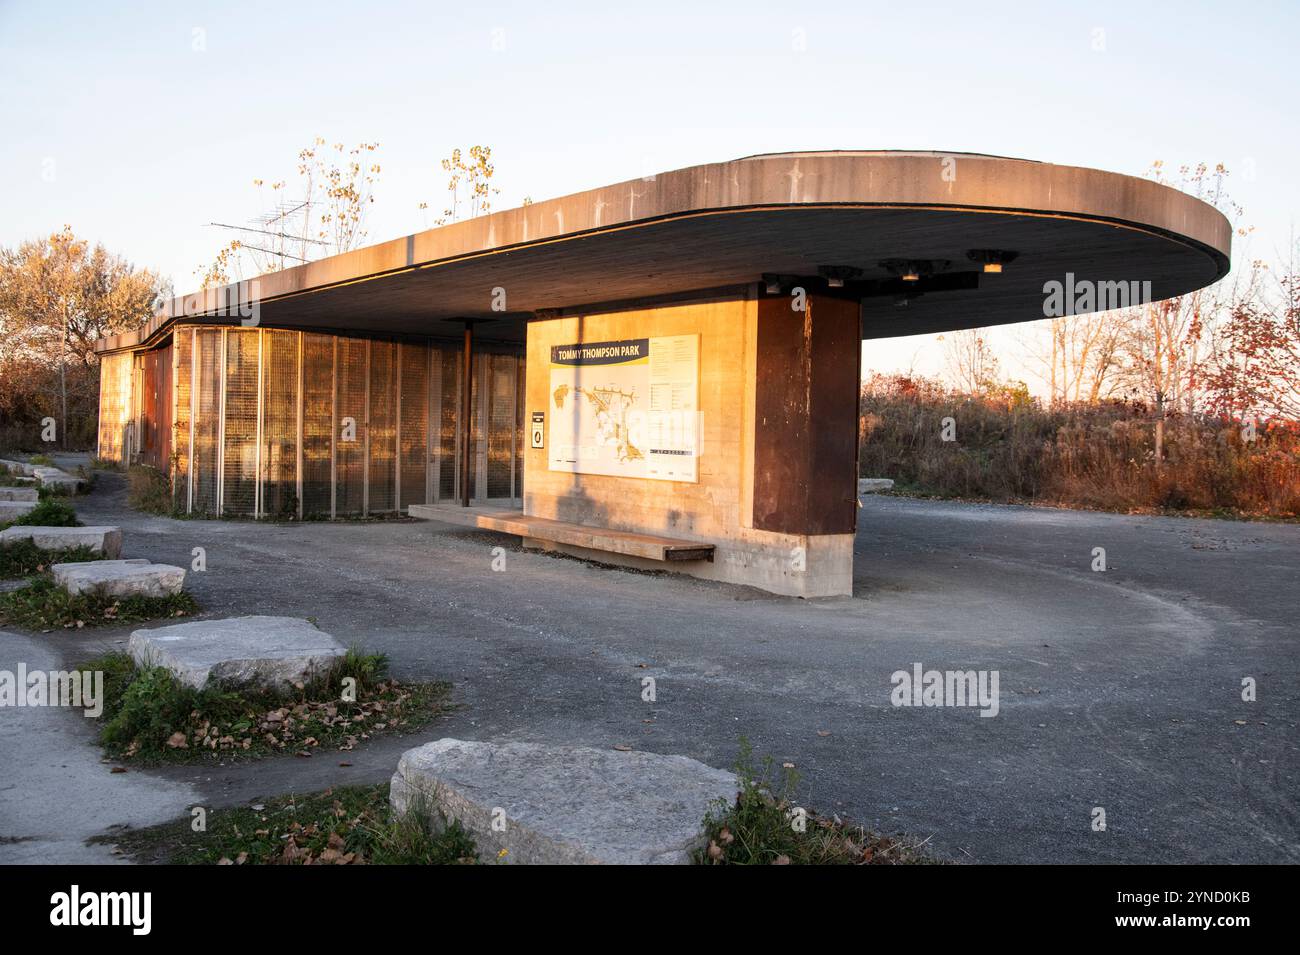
2 466 1296 864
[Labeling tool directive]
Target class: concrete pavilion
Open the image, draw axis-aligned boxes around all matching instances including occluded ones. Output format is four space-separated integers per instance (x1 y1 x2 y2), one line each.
94 150 1231 597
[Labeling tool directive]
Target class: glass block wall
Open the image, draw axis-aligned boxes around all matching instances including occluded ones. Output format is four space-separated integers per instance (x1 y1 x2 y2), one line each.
143 326 522 519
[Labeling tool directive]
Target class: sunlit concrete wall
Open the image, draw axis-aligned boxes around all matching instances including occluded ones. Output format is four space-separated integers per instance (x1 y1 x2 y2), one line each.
523 290 858 597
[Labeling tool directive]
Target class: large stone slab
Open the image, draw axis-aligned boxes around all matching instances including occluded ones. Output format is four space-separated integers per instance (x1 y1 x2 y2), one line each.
858 478 895 494
390 739 738 864
0 459 34 477
53 559 185 598
31 467 83 491
0 487 39 502
128 616 347 690
0 525 122 558
0 501 37 519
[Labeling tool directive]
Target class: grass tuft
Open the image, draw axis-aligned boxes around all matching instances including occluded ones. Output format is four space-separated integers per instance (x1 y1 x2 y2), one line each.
0 576 198 630
0 540 102 579
100 784 479 865
695 739 940 865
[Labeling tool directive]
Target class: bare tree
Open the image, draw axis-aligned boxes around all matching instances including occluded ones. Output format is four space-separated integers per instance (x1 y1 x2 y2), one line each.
942 327 1000 393
1022 312 1126 405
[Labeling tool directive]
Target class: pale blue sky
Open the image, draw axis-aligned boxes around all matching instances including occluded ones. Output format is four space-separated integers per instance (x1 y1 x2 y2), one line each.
2 0 1296 384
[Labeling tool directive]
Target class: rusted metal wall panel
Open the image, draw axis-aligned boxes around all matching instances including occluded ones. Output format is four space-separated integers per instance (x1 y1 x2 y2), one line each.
752 292 859 536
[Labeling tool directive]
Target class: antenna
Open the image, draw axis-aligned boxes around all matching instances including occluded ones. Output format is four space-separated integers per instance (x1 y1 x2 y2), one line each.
206 197 325 271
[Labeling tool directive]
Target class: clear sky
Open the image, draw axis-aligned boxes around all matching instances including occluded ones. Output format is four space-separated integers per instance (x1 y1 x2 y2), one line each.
2 0 1296 386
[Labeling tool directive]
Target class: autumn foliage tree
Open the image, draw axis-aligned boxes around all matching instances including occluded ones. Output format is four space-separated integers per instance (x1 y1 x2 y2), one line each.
1200 247 1300 421
0 227 164 450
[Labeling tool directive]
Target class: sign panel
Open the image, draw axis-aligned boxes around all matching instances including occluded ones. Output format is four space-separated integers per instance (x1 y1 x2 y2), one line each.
530 411 545 449
548 335 699 482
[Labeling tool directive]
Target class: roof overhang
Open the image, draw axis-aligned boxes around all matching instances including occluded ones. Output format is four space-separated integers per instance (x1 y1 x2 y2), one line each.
97 150 1232 354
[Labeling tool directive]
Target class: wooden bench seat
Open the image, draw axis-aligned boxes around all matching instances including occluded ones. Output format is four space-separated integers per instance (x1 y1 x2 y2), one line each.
472 512 714 562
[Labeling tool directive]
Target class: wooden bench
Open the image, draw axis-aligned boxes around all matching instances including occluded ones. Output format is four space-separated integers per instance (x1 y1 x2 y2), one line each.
472 512 714 562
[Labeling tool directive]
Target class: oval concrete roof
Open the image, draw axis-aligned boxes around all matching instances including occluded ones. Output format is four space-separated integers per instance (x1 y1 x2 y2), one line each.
100 150 1231 351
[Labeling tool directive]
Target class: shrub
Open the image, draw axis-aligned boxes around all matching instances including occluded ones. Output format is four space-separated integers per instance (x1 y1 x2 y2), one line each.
76 649 448 763
10 498 80 528
100 664 245 755
859 374 1300 517
127 464 173 515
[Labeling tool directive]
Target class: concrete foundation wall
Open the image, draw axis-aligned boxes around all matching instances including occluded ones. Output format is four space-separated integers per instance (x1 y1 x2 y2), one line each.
523 290 855 597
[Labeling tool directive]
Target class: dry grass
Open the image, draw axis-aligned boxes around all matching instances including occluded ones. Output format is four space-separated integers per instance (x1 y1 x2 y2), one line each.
859 374 1300 518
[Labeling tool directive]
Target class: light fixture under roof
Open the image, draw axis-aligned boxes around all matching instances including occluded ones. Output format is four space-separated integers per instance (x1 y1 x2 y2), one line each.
879 259 950 282
966 249 1020 273
818 265 864 288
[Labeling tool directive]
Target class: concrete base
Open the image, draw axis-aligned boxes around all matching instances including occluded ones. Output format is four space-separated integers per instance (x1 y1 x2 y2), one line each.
0 501 37 520
53 559 185 598
0 526 122 558
128 615 347 690
523 531 854 598
390 738 738 864
858 478 895 494
0 488 39 502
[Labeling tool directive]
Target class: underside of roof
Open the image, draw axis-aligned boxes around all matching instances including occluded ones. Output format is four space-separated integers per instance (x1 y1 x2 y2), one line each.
97 150 1232 355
